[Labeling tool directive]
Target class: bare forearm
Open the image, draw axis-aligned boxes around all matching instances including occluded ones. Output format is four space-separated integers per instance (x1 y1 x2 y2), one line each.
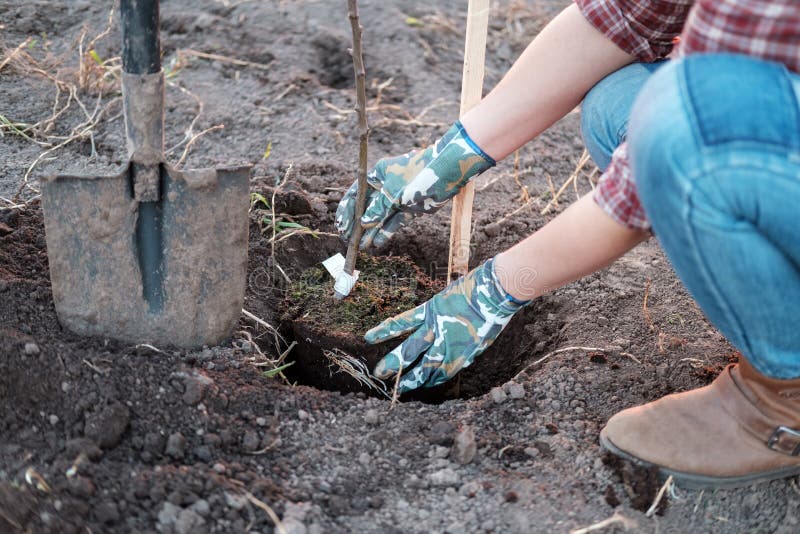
461 4 634 160
494 194 649 301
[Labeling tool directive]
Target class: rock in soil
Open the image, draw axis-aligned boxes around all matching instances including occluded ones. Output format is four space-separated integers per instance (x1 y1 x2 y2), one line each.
83 402 130 449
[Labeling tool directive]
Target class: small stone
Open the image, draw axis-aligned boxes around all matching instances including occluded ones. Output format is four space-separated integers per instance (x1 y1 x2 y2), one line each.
364 409 379 425
48 415 59 426
242 430 260 452
224 491 248 510
433 446 450 459
490 387 508 404
84 402 130 449
191 499 211 517
158 502 181 528
173 370 214 406
298 410 309 420
507 382 525 400
427 421 457 446
256 417 267 427
175 508 205 534
213 463 226 474
144 432 165 456
358 452 370 466
282 518 307 534
483 222 501 237
24 342 40 355
451 426 477 465
428 468 460 487
524 447 539 458
166 432 187 459
194 446 212 462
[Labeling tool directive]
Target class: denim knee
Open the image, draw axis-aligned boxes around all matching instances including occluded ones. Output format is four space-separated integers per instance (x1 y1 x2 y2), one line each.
627 59 696 217
581 62 665 171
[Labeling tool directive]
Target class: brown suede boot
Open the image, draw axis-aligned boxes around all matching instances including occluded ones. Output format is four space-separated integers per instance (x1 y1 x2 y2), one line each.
600 359 800 488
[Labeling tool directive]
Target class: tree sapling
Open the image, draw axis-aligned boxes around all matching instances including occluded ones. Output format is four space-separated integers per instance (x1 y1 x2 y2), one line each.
333 0 370 300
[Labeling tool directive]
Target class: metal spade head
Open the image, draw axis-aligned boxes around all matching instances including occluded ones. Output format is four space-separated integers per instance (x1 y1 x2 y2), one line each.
40 163 250 348
39 0 251 348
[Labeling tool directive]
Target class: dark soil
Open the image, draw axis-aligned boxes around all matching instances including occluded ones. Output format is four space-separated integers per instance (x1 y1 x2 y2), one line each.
2 1 799 533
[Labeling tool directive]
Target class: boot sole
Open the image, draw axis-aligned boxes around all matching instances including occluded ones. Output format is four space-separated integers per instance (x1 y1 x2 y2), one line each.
599 432 800 490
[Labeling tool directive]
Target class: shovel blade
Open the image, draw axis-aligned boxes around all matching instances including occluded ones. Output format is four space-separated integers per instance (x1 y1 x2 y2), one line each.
40 164 250 348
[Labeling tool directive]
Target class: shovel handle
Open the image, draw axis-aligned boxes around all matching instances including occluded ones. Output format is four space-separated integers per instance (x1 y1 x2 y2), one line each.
120 0 161 74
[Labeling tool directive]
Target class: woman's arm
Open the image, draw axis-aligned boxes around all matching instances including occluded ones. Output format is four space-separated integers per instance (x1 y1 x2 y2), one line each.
461 3 635 160
493 193 650 301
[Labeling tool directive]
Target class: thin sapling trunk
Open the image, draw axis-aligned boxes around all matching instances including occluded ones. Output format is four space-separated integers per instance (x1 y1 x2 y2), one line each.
335 0 370 300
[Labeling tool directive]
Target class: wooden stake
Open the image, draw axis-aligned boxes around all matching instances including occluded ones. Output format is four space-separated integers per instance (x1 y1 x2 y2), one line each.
448 0 490 282
342 0 370 280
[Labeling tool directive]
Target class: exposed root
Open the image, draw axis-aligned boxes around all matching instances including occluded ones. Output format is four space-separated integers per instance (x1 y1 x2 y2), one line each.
323 348 389 398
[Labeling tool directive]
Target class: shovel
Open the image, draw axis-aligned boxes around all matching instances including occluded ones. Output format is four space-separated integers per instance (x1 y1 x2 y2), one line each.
40 0 250 348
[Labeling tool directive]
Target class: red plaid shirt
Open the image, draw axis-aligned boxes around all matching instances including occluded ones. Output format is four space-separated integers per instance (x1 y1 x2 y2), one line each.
577 0 800 229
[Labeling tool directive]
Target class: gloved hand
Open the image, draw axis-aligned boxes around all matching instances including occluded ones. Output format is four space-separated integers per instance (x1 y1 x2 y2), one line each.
366 257 530 393
336 121 495 249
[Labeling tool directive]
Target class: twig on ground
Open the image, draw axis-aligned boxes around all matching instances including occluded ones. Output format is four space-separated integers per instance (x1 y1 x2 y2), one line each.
134 343 167 355
178 48 275 70
692 489 705 514
540 149 590 215
82 358 108 375
241 309 286 351
545 173 557 207
390 361 404 409
241 491 286 534
164 82 205 156
241 437 280 456
174 123 224 167
513 149 529 202
569 511 638 534
790 477 800 497
646 475 674 517
642 278 656 332
620 351 642 365
269 163 294 285
0 38 33 73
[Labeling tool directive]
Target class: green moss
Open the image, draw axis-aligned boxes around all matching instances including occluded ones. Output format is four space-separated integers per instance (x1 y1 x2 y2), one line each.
282 254 441 336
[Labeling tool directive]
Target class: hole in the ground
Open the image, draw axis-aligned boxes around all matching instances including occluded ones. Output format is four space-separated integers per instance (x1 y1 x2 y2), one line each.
251 232 562 404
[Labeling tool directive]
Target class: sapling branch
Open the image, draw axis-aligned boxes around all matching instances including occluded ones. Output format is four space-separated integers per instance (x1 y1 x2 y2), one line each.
335 0 370 299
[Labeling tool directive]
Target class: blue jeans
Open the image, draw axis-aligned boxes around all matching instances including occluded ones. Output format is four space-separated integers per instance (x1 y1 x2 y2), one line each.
581 54 800 379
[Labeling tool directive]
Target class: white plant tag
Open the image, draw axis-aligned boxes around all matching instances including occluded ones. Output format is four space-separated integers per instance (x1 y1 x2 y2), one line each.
322 253 359 296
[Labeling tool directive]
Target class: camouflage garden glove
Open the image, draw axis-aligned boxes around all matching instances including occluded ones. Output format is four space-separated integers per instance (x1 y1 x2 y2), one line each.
335 121 495 249
365 257 530 393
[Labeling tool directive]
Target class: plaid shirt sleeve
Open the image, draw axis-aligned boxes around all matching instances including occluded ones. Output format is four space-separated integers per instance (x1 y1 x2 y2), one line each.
593 141 652 230
584 0 800 231
575 0 694 61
